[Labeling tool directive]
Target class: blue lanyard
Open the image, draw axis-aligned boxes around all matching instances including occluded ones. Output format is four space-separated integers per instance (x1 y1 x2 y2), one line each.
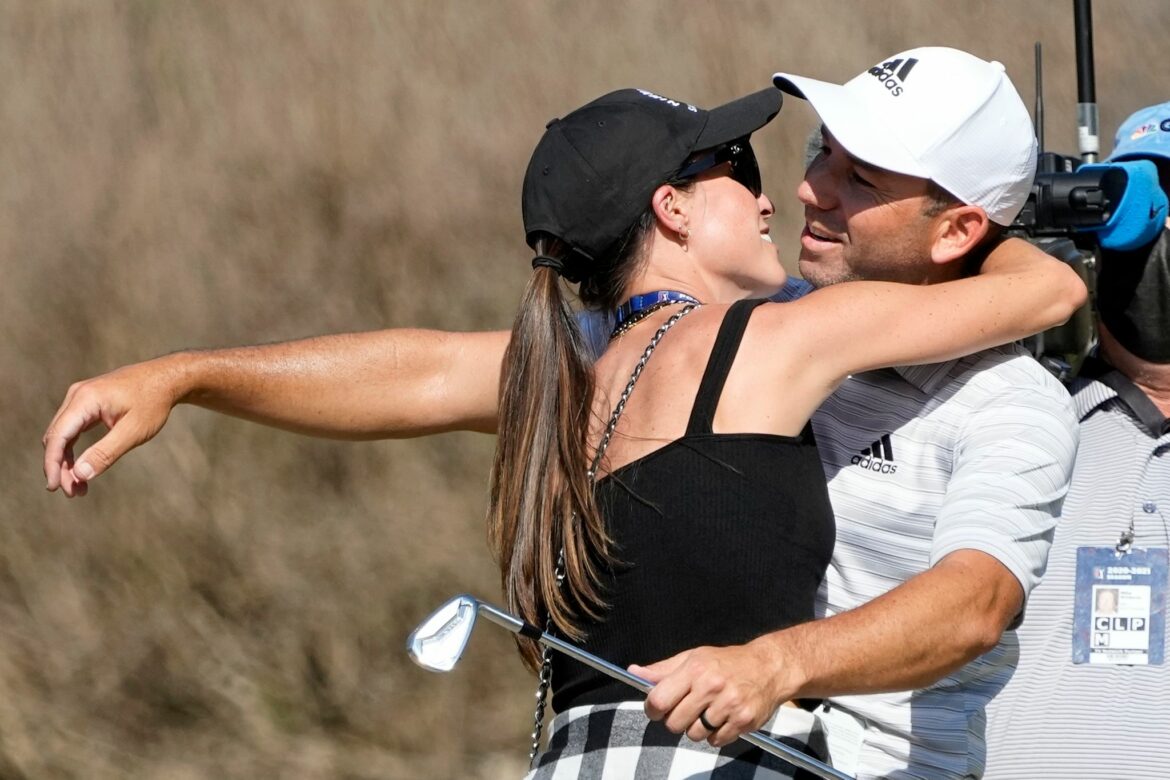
612 290 701 327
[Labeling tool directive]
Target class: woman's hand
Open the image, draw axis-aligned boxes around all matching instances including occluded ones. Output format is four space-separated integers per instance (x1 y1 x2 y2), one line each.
43 356 186 497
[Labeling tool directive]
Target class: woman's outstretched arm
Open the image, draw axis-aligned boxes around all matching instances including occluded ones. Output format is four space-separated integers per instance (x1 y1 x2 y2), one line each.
43 328 508 496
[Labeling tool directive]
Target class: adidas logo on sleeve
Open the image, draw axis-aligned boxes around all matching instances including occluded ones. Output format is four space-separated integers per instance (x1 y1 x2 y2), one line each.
850 433 897 474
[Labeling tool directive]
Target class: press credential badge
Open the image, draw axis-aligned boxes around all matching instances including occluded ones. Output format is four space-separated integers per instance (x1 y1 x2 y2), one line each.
1073 546 1168 665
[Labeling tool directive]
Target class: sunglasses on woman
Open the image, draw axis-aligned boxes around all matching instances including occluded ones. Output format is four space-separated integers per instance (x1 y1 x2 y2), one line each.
675 138 763 197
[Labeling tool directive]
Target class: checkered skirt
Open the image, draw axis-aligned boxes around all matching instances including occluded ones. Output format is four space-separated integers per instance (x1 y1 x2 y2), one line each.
525 701 828 779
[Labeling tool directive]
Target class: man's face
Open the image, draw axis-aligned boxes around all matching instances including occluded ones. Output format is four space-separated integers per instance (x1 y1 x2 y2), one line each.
795 128 944 287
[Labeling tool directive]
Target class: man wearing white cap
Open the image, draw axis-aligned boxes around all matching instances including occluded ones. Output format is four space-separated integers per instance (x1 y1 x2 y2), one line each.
43 48 1079 778
982 101 1170 780
635 47 1075 779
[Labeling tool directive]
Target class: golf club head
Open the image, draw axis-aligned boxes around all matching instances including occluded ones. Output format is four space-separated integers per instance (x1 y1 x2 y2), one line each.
405 595 851 779
406 594 479 672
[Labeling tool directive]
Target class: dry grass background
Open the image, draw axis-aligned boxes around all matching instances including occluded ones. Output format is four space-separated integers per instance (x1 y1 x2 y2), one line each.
4 1 1169 778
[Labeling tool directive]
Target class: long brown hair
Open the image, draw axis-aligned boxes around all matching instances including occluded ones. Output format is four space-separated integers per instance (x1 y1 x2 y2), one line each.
486 215 656 669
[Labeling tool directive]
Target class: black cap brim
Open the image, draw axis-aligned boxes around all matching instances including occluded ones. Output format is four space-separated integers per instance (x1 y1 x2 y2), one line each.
694 87 783 150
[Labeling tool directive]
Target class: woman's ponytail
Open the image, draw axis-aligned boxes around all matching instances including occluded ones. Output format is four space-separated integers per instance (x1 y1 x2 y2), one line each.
487 241 611 670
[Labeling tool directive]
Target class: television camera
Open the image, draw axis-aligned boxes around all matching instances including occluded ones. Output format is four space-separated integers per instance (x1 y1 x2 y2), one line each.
1012 0 1167 380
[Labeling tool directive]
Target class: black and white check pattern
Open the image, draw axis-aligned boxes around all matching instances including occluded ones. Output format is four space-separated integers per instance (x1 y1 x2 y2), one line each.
525 701 828 779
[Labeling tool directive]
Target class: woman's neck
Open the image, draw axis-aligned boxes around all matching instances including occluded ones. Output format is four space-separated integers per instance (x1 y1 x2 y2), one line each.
621 266 709 308
623 230 784 306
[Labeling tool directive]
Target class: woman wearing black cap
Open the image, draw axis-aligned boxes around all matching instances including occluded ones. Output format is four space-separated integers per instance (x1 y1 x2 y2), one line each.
489 87 1084 778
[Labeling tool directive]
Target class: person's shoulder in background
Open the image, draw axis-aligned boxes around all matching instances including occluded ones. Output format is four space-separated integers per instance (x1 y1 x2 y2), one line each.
770 278 813 303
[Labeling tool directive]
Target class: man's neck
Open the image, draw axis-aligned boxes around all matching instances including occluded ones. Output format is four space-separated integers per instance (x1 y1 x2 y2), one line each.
1099 326 1170 417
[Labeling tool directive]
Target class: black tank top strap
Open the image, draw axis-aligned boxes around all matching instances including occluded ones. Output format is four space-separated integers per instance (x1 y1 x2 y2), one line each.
686 298 769 435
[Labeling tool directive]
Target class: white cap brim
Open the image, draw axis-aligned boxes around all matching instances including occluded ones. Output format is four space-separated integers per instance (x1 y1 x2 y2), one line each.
773 72 931 179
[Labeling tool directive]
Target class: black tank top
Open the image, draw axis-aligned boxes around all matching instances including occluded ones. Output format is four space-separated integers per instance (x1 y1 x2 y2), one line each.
552 299 836 711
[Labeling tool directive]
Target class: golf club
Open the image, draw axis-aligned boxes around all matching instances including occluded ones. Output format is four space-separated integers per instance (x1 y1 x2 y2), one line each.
407 593 853 780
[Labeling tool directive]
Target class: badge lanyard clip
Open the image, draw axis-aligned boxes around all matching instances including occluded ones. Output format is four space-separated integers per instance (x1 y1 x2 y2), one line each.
1117 520 1136 555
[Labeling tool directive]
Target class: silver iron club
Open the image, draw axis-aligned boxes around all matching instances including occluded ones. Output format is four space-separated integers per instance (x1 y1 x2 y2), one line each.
407 593 853 780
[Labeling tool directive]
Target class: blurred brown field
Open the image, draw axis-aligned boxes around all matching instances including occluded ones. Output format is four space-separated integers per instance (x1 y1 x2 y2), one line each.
4 1 1168 778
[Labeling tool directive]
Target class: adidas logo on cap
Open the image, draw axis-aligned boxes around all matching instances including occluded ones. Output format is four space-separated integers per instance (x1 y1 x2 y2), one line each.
866 57 919 97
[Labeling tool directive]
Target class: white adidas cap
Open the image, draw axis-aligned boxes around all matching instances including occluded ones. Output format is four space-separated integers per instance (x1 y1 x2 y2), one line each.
774 47 1037 226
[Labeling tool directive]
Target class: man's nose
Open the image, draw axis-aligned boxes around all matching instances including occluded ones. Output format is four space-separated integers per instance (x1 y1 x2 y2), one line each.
797 161 837 211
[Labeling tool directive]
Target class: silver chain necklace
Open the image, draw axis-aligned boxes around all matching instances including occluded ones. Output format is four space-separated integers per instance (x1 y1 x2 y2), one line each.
527 302 700 765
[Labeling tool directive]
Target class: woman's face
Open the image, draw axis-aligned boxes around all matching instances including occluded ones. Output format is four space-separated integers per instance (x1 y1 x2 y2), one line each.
684 163 786 299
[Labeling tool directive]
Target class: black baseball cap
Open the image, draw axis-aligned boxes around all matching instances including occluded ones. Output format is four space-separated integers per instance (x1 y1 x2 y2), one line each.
521 87 782 280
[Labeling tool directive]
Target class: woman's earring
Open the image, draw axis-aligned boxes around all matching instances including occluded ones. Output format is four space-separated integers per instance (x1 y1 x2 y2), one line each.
678 226 690 242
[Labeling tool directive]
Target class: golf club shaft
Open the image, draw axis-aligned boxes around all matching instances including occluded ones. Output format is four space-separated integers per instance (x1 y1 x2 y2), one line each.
477 602 853 780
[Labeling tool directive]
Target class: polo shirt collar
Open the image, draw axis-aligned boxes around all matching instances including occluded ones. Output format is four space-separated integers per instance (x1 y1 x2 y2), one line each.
1072 377 1121 423
1075 357 1170 437
894 360 963 395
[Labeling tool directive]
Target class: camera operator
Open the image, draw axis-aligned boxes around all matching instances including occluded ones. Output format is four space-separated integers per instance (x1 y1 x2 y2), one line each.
984 100 1170 780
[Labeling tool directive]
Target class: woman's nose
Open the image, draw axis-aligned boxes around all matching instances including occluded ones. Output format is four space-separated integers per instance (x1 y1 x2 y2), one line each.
758 191 775 217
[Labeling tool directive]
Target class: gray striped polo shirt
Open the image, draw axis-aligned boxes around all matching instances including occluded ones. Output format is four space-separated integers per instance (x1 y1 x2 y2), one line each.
812 347 1079 779
983 374 1170 779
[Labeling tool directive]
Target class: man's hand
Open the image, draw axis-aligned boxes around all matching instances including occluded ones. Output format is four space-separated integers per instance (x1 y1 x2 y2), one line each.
629 549 1025 749
43 357 185 497
631 639 801 747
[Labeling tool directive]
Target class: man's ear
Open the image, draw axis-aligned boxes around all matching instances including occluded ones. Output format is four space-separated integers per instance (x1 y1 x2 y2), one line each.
930 205 991 265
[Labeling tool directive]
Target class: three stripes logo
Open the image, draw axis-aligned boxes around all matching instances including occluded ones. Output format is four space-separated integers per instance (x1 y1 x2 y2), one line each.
851 433 897 474
867 57 919 97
